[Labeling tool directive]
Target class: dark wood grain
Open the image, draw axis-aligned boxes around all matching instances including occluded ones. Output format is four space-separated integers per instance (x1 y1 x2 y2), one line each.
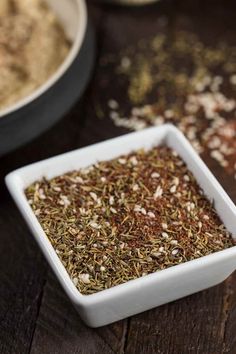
1 1 236 353
30 273 127 354
0 201 47 354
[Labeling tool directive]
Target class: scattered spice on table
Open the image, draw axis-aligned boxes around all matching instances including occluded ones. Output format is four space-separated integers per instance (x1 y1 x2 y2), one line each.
25 146 234 295
97 28 236 175
0 0 70 111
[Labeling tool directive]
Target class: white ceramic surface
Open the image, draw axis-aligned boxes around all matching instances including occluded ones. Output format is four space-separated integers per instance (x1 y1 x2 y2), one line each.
5 125 236 327
0 0 87 118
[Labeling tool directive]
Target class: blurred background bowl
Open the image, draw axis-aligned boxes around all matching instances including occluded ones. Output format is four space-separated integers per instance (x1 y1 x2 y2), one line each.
0 0 95 157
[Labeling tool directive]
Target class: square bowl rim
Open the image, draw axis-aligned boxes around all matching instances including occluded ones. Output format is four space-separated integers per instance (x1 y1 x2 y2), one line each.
5 124 236 306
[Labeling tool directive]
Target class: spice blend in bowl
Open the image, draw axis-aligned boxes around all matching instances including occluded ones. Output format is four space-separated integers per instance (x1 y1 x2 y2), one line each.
6 125 236 326
25 145 234 295
0 0 70 111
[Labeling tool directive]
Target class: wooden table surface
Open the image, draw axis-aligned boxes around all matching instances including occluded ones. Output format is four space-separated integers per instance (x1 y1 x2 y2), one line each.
1 1 236 353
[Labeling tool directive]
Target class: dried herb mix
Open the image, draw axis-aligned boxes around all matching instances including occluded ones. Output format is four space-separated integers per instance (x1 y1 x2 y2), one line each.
0 0 70 111
25 146 235 295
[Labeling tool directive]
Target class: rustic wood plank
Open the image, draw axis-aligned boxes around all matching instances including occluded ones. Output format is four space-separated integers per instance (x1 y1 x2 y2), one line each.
125 275 236 354
0 200 47 354
30 272 127 354
31 273 126 354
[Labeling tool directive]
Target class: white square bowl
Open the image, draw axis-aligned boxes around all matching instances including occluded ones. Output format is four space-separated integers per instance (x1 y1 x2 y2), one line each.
5 124 236 327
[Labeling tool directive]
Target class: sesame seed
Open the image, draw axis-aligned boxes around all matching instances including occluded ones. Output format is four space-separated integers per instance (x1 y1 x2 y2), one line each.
53 186 62 192
151 172 160 178
72 277 78 286
170 185 177 194
162 232 169 238
133 184 139 191
170 240 178 245
121 56 131 69
110 207 117 214
230 74 236 85
118 158 126 165
134 205 142 212
90 222 100 229
154 185 163 199
152 252 161 258
147 211 155 218
79 273 90 284
141 208 147 215
173 177 179 186
109 196 114 205
161 223 168 229
130 156 138 165
108 99 119 110
90 192 98 201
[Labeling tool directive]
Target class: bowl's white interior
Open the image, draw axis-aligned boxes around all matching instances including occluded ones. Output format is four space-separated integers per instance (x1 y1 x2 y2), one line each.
0 0 87 118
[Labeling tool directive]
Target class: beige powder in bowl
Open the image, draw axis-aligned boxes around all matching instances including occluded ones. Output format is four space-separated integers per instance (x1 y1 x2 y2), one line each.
0 0 71 111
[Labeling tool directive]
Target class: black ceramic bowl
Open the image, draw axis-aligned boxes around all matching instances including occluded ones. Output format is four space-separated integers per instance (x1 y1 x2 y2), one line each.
0 0 94 156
